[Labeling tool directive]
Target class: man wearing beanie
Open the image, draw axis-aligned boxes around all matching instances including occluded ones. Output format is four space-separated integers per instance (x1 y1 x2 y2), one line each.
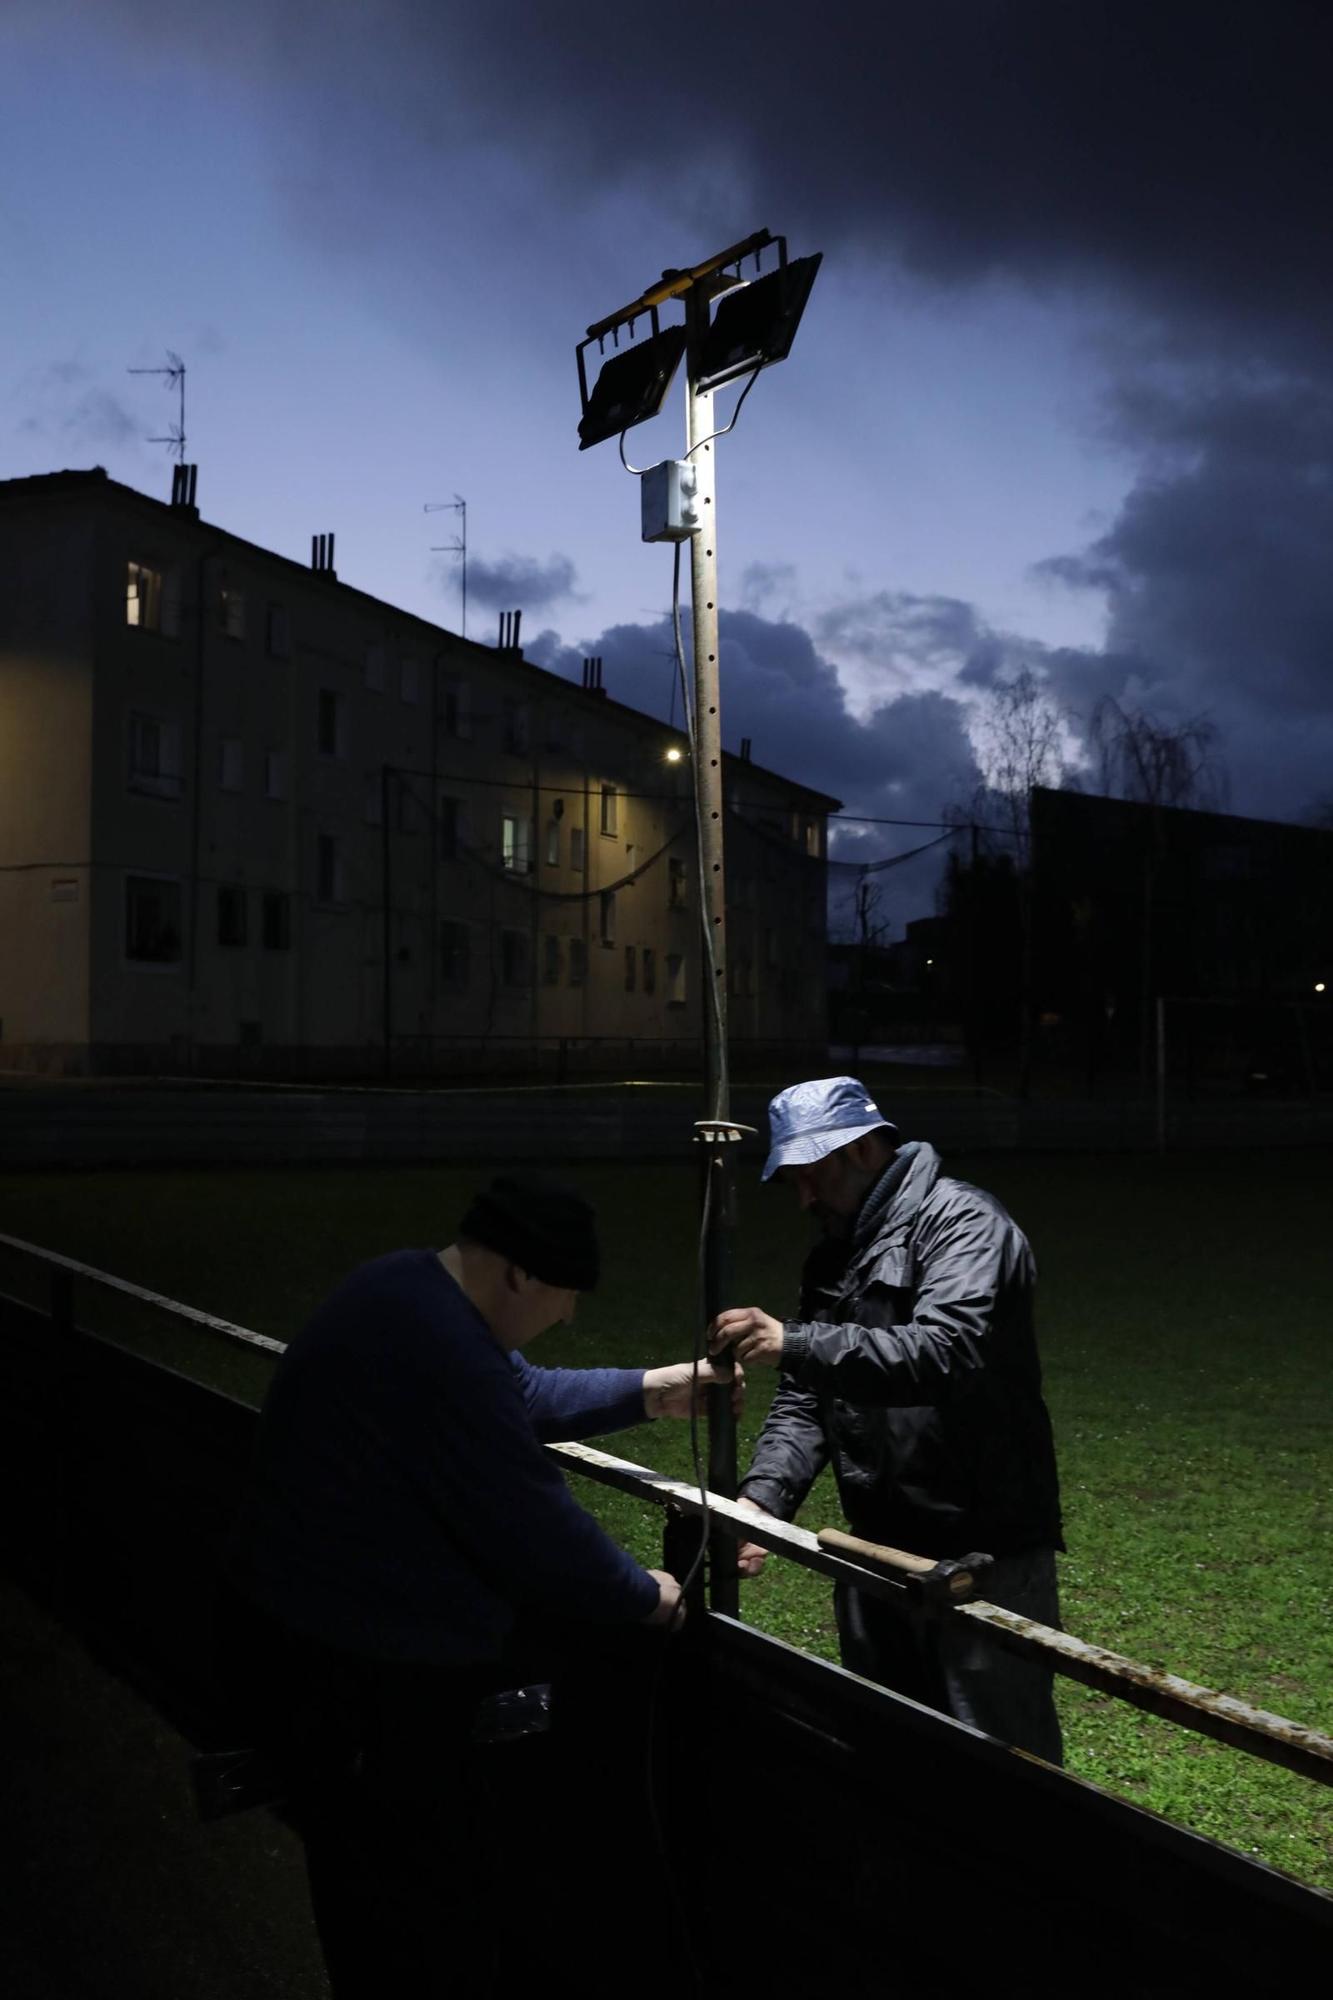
709 1077 1064 1766
221 1171 725 1997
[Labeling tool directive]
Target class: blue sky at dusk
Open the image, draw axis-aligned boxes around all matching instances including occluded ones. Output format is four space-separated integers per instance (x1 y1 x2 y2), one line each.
5 2 1332 929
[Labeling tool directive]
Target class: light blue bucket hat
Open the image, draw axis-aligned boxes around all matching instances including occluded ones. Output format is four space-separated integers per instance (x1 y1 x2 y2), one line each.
761 1076 898 1182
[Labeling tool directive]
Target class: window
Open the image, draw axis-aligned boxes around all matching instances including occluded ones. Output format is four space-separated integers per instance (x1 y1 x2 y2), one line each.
365 642 386 692
570 826 586 872
600 890 616 945
624 944 636 992
502 813 532 874
316 834 344 904
266 604 290 658
668 858 687 910
400 656 420 704
127 712 182 799
543 934 561 985
439 795 462 860
545 819 560 868
219 738 245 793
642 947 657 995
220 584 246 641
501 929 531 987
217 884 247 947
262 892 292 951
395 784 422 835
666 952 686 1007
317 689 345 757
804 817 821 858
264 750 288 801
126 876 181 963
442 678 471 738
568 937 587 987
365 776 383 826
544 708 567 753
600 784 618 836
126 561 169 632
503 697 530 755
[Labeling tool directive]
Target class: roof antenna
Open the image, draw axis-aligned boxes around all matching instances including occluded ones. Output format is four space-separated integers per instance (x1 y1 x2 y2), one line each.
425 494 467 638
128 350 186 466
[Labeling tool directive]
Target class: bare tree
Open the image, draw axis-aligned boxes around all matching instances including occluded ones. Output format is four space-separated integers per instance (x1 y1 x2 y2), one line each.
1088 697 1226 810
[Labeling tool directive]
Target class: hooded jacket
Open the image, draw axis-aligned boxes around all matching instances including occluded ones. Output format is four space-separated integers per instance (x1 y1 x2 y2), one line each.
740 1143 1063 1561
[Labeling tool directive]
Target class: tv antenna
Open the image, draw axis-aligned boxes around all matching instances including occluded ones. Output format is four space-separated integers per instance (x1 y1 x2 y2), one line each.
128 350 186 462
425 494 467 638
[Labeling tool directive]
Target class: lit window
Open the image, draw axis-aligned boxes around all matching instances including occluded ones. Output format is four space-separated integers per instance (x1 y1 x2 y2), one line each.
545 819 561 867
126 562 161 631
600 784 618 836
666 953 686 1006
502 814 532 874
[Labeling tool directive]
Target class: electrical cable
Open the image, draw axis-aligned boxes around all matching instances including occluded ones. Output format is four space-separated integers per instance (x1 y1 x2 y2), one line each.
683 366 762 458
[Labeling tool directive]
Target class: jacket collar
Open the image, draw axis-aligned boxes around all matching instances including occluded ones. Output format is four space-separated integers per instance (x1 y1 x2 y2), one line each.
851 1141 941 1255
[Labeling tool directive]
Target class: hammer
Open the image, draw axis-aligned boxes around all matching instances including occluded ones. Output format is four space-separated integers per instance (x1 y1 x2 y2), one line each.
817 1528 994 1606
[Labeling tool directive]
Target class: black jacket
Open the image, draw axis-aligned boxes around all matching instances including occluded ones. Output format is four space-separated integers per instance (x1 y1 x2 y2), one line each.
740 1143 1063 1561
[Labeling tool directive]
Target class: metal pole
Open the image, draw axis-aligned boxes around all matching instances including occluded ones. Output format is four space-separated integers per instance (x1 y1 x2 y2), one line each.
685 283 739 1616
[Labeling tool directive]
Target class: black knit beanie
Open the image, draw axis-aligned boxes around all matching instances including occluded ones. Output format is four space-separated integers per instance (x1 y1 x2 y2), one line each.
459 1174 600 1290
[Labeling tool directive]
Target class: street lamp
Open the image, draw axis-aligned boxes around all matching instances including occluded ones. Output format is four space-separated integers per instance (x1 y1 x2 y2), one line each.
577 229 821 1616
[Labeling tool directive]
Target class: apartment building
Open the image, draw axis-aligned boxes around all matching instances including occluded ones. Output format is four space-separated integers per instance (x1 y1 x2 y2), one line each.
0 468 835 1075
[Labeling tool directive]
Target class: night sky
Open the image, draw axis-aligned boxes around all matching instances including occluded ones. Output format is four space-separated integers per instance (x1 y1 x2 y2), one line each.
5 2 1331 927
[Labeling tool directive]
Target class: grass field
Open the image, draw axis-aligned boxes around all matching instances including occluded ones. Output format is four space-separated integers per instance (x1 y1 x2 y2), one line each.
2 1150 1330 1892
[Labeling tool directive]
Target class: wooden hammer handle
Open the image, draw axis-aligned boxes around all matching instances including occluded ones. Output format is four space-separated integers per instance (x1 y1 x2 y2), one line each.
817 1528 938 1577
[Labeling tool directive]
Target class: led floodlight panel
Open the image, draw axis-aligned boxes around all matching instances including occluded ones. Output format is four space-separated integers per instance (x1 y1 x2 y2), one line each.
578 326 688 450
695 253 823 392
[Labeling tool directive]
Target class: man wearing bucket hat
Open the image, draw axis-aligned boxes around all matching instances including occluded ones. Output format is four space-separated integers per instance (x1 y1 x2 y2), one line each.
222 1171 731 1995
709 1078 1064 1764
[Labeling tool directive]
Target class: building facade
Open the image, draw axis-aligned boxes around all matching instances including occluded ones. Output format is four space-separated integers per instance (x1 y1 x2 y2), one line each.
0 469 834 1076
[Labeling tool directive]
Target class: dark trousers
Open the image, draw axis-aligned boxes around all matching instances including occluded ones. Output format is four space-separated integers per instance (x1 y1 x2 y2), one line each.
835 1547 1065 1765
214 1587 501 1997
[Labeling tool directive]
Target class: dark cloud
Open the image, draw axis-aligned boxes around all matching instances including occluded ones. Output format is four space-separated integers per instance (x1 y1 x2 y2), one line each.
462 551 580 615
1041 370 1333 816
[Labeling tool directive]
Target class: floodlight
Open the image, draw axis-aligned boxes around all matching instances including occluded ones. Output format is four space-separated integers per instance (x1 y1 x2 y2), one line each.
694 253 823 392
665 746 684 764
577 325 687 450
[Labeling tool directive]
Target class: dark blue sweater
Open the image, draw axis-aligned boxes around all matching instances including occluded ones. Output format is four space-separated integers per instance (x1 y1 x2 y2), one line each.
225 1249 659 1661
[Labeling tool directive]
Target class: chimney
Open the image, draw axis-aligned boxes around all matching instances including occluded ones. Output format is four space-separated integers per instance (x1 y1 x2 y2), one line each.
311 533 337 579
498 610 524 654
581 656 606 697
170 462 199 514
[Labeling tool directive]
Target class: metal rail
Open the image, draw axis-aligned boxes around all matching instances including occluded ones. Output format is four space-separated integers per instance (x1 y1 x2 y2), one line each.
3 1231 1330 1786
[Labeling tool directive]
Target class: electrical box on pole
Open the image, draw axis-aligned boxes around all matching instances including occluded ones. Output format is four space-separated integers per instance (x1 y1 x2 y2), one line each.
640 459 700 543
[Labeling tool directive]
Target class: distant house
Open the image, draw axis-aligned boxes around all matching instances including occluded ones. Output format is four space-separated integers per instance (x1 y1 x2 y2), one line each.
0 467 836 1077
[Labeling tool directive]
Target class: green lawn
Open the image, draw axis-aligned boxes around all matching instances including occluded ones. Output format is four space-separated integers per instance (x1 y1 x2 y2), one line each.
2 1151 1330 1891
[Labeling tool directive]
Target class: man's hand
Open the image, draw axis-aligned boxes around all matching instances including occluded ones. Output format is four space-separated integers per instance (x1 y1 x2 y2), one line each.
643 1358 745 1420
708 1306 785 1370
733 1496 777 1579
641 1568 686 1631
